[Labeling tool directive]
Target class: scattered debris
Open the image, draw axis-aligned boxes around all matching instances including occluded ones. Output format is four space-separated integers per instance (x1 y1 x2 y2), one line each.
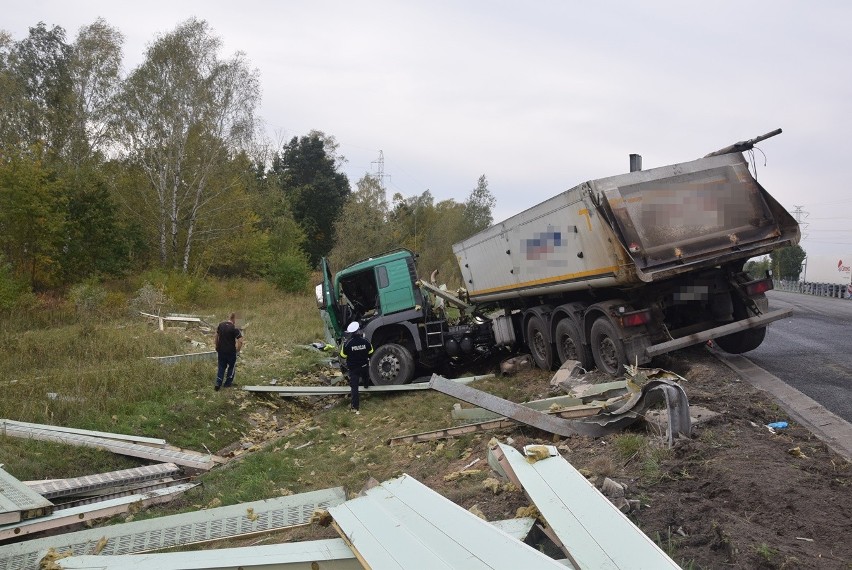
489 441 681 569
501 354 533 376
549 359 587 390
788 446 809 459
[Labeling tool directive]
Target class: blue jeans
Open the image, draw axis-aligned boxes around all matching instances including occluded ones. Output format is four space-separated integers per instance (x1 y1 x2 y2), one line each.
217 351 237 387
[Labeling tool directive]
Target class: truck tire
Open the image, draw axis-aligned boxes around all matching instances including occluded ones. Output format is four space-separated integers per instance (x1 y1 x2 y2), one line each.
590 317 628 376
554 319 592 369
714 327 766 353
714 292 768 354
526 316 554 370
370 343 415 385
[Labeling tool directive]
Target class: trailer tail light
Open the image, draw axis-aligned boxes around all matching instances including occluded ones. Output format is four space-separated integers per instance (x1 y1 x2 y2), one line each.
620 309 652 327
743 278 773 297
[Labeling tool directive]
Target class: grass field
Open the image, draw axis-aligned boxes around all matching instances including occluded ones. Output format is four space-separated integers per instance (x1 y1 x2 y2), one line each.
0 277 527 511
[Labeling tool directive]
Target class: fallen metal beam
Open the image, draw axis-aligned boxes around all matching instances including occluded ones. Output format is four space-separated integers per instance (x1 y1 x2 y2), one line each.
148 351 217 365
428 374 583 438
490 442 681 569
0 468 54 526
24 463 181 500
0 420 166 447
243 373 491 395
328 473 565 569
0 424 218 470
0 483 198 542
645 308 792 357
0 487 346 570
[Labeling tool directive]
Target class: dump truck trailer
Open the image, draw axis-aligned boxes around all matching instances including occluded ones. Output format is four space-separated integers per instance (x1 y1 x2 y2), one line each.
317 130 800 382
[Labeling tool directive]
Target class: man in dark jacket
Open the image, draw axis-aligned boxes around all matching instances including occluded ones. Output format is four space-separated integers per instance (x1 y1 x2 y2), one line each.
340 321 373 414
214 312 243 391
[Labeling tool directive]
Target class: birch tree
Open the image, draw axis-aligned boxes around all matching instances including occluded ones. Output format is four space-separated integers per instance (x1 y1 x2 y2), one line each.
117 18 260 271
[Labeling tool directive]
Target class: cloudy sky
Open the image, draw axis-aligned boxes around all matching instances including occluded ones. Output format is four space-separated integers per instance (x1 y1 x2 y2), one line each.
4 1 851 258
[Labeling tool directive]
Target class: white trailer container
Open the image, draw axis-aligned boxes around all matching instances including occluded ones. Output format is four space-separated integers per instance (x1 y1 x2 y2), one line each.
802 255 852 284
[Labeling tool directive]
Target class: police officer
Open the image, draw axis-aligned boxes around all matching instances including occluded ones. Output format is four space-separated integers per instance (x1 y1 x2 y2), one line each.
340 321 373 414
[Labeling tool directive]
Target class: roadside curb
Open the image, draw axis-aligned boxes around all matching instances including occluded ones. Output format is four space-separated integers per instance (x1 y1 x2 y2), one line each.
709 347 852 463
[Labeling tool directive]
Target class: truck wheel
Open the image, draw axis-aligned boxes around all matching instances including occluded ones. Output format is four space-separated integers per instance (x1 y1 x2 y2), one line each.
554 319 591 369
714 292 768 354
714 327 766 353
590 318 627 376
369 343 415 385
526 316 555 370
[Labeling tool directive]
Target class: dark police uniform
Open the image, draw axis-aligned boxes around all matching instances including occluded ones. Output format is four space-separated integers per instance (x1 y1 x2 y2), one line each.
340 332 373 411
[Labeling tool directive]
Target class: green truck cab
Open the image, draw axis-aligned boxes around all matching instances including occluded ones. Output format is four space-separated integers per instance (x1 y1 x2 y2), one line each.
317 250 432 385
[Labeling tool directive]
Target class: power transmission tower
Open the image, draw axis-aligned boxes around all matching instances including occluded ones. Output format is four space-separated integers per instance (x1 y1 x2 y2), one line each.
791 205 809 281
370 150 391 189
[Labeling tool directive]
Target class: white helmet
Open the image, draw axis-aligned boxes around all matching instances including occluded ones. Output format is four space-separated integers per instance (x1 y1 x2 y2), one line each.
346 321 360 333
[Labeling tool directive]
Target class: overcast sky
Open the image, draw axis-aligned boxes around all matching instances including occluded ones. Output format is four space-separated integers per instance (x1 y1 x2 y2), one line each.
4 1 851 258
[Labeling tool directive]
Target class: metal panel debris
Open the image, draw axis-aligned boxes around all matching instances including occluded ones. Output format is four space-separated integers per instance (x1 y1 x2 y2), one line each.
53 517 540 569
24 464 181 500
428 374 583 438
0 423 219 470
0 483 198 541
0 420 166 447
328 473 565 569
147 351 217 365
0 468 54 525
490 442 681 570
0 487 346 570
55 539 363 569
243 374 490 395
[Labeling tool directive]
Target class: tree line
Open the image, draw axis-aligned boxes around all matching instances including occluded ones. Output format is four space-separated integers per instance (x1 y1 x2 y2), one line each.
0 18 495 309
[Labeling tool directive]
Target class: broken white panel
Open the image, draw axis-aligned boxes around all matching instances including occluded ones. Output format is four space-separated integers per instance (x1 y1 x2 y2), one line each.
493 443 681 570
0 423 216 470
0 483 198 541
0 419 166 447
25 463 181 499
328 473 564 569
488 516 536 541
0 487 346 570
55 539 360 569
53 517 539 570
0 467 54 525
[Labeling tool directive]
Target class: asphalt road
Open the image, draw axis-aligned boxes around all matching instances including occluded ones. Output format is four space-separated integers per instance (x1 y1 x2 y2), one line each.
743 290 852 422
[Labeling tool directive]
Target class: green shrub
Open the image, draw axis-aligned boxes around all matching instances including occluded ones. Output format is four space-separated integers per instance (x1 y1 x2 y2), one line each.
0 256 32 311
267 253 311 293
69 279 108 314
